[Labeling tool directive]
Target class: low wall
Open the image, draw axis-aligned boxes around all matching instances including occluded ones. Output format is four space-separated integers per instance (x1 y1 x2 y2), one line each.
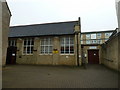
101 32 119 71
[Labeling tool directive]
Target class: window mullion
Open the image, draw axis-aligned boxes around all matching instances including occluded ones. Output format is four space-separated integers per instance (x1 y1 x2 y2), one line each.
64 37 65 54
69 37 70 54
30 39 32 54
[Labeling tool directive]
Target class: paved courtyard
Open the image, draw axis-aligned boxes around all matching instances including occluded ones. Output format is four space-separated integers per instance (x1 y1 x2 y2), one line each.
2 64 118 88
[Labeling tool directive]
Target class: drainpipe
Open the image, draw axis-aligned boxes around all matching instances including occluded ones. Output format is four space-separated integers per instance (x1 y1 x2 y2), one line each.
76 33 79 66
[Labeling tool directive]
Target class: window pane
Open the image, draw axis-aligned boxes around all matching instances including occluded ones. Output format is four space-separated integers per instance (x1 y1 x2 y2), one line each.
61 46 64 53
23 47 26 54
70 38 74 44
65 46 69 53
86 34 90 39
28 40 30 45
97 33 101 39
70 46 74 53
49 46 52 53
91 40 97 44
41 46 44 53
24 40 27 45
65 37 69 45
86 40 91 44
91 34 96 39
31 47 33 53
98 40 102 44
60 37 74 54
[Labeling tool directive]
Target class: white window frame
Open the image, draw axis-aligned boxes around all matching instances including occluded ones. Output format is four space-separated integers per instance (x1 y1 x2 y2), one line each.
40 38 53 55
23 38 34 55
91 40 97 44
86 34 91 39
9 40 16 47
97 40 102 44
86 40 91 44
97 33 101 39
60 36 74 55
105 33 112 38
91 34 96 39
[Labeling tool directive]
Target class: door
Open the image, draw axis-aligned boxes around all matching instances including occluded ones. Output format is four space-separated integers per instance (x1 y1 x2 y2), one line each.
6 46 17 64
88 50 99 64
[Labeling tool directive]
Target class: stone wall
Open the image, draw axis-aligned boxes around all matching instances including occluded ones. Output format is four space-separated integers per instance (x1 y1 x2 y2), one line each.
16 35 80 66
0 1 11 66
101 32 119 71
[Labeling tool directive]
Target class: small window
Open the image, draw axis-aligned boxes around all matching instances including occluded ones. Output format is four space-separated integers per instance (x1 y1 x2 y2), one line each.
97 40 102 44
23 38 34 54
60 37 74 54
86 40 91 44
105 33 112 38
91 34 96 39
91 40 97 44
86 34 91 39
97 33 101 39
81 40 83 44
9 40 16 47
40 38 53 54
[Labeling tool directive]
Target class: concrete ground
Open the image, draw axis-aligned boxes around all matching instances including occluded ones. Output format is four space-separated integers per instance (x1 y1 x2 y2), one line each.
2 64 118 88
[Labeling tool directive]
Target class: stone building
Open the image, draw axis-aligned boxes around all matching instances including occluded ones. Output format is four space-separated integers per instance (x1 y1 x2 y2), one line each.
7 18 81 66
0 0 11 66
81 30 113 64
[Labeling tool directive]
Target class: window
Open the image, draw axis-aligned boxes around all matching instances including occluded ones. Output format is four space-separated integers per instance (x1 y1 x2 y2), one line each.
86 34 91 39
23 38 34 54
105 33 112 38
97 40 102 44
81 40 83 44
60 37 74 54
97 33 101 39
91 34 96 39
40 38 53 54
91 40 97 44
9 40 16 46
86 40 91 44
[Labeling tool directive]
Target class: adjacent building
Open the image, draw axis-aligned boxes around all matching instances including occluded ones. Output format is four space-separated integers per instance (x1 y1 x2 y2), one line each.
7 18 82 66
81 30 113 64
0 0 11 66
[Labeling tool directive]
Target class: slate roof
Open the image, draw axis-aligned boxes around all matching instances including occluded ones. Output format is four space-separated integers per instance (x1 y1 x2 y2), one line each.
9 21 78 38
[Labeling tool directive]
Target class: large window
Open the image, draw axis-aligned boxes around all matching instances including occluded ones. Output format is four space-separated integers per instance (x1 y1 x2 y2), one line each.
40 38 53 54
9 40 16 47
23 38 34 54
60 37 74 54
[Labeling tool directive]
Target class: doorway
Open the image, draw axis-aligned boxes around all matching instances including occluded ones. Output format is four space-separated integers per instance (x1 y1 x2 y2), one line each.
88 50 99 64
6 46 17 64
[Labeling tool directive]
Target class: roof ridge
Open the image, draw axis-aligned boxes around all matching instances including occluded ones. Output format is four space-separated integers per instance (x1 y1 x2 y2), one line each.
10 20 78 28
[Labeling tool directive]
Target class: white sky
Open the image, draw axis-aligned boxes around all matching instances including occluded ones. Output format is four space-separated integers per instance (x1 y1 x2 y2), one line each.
6 0 118 32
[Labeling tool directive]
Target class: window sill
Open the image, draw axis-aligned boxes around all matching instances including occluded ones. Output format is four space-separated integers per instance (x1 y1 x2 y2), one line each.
60 54 74 55
39 54 53 55
22 54 33 56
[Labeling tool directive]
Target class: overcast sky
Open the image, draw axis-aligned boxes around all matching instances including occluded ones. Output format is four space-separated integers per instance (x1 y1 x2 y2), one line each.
6 0 118 32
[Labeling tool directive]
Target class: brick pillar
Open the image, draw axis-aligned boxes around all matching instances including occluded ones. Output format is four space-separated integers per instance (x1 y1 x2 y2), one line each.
33 37 39 64
74 17 81 66
53 36 60 65
16 38 23 64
